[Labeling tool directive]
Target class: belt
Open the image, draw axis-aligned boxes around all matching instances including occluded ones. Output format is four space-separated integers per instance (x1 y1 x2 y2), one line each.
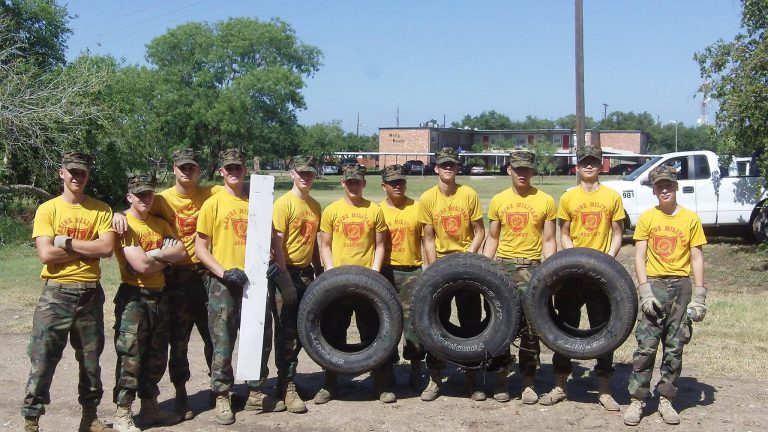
174 264 203 272
385 265 422 272
122 283 164 298
286 264 313 272
45 280 98 289
496 257 540 265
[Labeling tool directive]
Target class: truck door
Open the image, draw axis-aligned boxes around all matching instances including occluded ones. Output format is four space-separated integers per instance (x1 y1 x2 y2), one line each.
656 156 698 213
692 154 717 224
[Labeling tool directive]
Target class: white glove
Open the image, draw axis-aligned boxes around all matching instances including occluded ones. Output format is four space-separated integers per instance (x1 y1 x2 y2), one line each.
686 286 708 322
638 282 662 318
162 236 179 249
146 249 165 261
53 235 72 249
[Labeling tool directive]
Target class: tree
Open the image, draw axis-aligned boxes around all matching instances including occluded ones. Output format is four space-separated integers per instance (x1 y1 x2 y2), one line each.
528 137 558 176
451 110 514 129
297 121 345 158
695 0 768 177
145 17 323 178
555 114 596 130
0 0 71 70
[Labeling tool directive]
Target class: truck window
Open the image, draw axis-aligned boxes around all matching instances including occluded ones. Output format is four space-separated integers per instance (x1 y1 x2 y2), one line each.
664 157 689 180
693 155 711 180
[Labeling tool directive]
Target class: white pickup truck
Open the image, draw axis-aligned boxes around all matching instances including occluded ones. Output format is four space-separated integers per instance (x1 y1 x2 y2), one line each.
601 150 768 240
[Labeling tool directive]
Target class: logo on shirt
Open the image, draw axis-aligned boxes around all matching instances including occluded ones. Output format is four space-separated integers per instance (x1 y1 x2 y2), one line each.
441 214 462 236
231 218 248 240
65 227 91 240
506 212 529 232
652 235 677 257
580 211 602 232
342 221 365 242
299 220 317 244
390 227 406 251
177 215 197 238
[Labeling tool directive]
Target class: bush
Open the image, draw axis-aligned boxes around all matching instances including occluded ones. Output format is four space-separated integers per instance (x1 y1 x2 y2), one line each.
0 215 32 246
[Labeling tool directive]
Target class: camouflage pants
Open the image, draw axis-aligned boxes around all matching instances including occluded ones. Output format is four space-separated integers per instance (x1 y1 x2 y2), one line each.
381 266 425 361
206 273 272 393
268 265 313 381
112 284 170 405
21 284 106 417
628 277 693 400
165 265 213 385
552 277 614 377
497 261 541 376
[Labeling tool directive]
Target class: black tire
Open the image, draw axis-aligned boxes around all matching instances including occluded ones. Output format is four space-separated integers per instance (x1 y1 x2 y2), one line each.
412 253 521 368
751 203 768 243
524 247 637 360
297 266 403 375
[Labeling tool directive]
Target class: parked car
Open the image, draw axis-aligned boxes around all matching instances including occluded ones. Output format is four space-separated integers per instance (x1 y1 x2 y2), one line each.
425 162 436 174
403 160 425 175
469 165 486 175
320 164 339 175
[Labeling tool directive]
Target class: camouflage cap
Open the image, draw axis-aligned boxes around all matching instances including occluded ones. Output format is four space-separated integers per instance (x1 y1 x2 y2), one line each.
435 147 460 164
342 163 366 181
649 164 678 184
219 148 246 167
509 150 535 169
290 155 318 174
172 148 199 167
576 145 602 163
381 164 406 182
62 152 92 172
128 173 156 194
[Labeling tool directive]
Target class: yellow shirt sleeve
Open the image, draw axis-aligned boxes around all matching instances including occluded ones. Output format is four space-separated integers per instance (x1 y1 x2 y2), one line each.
487 194 501 222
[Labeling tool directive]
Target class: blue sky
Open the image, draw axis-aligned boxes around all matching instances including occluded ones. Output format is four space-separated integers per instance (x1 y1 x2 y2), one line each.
64 0 744 134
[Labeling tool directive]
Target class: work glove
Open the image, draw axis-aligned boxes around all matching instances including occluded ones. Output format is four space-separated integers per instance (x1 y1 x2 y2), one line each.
53 235 71 249
266 262 280 280
638 282 662 318
146 249 165 261
223 268 249 292
276 271 298 305
686 286 708 322
162 236 179 249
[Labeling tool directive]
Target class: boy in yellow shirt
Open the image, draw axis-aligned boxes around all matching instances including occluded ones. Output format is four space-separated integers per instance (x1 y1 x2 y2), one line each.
112 174 188 431
270 155 323 413
483 150 556 403
546 145 624 411
624 165 707 426
417 147 485 402
23 153 115 432
315 163 388 404
195 149 282 425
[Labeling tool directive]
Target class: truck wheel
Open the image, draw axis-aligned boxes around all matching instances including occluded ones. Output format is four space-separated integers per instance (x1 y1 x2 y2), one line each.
297 266 403 375
412 253 521 368
524 248 637 360
751 204 768 243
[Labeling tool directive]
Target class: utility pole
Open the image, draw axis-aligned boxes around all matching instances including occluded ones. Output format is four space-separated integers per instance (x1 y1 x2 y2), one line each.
575 0 585 185
396 108 399 127
602 103 608 120
356 112 360 136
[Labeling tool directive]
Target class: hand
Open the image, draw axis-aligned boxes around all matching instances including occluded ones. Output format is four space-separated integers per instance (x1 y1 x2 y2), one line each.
146 249 165 261
162 236 179 249
687 286 708 322
266 262 280 280
112 212 128 236
53 235 72 249
276 270 298 305
638 282 662 318
223 268 249 291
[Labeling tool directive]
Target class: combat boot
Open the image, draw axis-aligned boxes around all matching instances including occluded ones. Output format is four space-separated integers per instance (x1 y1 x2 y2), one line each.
539 373 568 406
23 416 39 432
173 383 193 420
464 370 486 401
597 376 620 411
520 375 538 405
282 380 308 413
372 368 397 403
214 392 235 425
493 370 510 402
420 368 442 401
113 404 140 432
244 386 286 412
658 396 681 424
409 360 423 389
623 398 645 426
138 397 181 427
313 371 337 405
79 403 114 432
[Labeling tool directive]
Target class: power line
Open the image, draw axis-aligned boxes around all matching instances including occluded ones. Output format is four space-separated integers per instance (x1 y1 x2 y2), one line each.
71 0 184 31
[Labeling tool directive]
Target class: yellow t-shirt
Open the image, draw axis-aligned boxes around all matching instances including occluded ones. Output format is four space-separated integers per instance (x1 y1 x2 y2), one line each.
153 185 222 265
557 184 625 253
116 213 174 289
320 199 387 268
417 184 483 257
196 191 249 271
272 191 321 267
379 198 423 266
32 196 114 283
488 187 556 261
633 206 707 277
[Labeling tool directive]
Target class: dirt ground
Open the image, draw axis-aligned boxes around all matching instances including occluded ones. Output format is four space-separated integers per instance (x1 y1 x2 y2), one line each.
1 332 765 432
